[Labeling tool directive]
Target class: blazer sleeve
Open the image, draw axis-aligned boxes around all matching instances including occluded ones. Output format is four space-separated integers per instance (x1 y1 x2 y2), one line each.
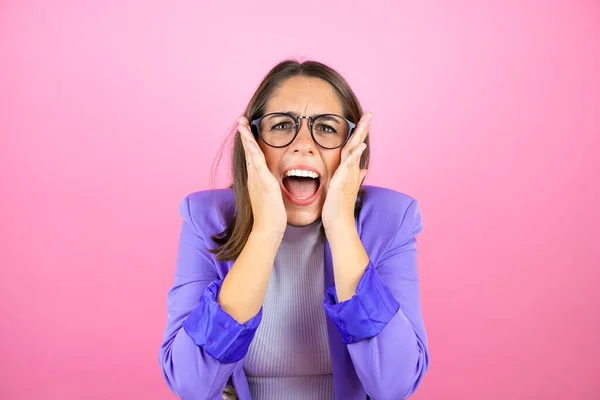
323 200 429 399
159 196 262 400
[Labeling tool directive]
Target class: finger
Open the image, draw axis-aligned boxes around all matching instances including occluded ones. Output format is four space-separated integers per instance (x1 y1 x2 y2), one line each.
350 112 372 146
239 125 272 180
237 121 255 146
238 129 259 177
237 117 252 144
344 143 368 169
238 123 265 163
238 123 264 158
342 112 371 160
238 126 254 168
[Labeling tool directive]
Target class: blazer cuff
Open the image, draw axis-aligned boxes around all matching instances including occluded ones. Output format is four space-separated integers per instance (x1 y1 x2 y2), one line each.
323 262 400 344
182 280 262 363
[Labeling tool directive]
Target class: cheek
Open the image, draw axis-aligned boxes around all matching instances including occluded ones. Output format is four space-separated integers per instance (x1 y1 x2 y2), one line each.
323 151 342 179
259 144 283 175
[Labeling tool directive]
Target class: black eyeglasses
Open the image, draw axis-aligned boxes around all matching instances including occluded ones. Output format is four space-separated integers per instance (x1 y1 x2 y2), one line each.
250 112 356 149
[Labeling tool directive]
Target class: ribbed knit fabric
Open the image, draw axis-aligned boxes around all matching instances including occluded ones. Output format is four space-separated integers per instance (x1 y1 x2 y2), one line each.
244 219 334 400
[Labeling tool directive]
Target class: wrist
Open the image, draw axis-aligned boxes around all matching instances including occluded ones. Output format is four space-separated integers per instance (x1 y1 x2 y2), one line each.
324 221 358 249
249 227 284 248
323 215 356 235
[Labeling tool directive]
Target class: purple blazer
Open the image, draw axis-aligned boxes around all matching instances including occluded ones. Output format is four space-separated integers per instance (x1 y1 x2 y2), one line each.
159 185 429 400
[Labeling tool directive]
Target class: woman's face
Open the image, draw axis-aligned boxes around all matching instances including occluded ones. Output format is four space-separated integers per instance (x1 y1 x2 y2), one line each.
259 76 344 227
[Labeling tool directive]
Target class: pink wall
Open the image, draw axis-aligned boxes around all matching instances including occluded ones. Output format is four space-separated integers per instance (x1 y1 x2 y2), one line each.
1 1 599 399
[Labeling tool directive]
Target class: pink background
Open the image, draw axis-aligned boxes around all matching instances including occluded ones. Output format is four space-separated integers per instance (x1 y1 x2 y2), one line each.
1 1 599 399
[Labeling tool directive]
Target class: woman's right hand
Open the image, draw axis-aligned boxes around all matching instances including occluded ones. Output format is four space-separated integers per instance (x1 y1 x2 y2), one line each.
237 117 288 238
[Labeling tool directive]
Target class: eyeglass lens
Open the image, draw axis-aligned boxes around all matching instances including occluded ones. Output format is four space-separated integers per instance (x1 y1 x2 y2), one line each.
258 113 349 148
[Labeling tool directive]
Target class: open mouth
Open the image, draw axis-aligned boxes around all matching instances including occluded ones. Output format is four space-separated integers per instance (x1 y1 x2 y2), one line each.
281 168 321 204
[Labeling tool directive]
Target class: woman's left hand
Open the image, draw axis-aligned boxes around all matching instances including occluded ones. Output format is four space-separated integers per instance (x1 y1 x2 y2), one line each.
321 112 371 232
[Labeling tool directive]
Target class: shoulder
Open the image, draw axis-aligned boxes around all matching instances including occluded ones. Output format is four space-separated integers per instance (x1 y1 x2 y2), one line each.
361 185 417 213
178 188 234 236
358 185 423 243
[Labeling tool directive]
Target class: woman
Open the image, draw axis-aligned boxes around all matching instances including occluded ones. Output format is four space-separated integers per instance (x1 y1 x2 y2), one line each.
159 60 429 400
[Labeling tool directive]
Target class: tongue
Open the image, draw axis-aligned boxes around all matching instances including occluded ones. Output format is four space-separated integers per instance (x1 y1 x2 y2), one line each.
284 177 318 199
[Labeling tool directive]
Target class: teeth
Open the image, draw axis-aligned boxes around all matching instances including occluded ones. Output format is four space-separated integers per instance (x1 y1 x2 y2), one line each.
285 169 319 179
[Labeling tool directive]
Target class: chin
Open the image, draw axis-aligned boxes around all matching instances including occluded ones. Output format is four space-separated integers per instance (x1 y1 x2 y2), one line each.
285 207 322 227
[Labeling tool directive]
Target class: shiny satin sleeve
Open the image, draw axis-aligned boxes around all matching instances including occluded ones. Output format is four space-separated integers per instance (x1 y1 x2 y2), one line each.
324 200 429 399
159 197 260 400
183 279 263 363
323 262 400 343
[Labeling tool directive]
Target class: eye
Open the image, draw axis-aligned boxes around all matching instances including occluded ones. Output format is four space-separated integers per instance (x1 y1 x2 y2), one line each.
272 122 293 131
314 123 337 134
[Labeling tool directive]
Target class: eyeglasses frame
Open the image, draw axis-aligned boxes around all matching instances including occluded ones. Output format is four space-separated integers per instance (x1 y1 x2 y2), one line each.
249 112 356 149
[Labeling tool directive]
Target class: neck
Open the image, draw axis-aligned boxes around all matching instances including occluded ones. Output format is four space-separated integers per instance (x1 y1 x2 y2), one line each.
281 219 324 245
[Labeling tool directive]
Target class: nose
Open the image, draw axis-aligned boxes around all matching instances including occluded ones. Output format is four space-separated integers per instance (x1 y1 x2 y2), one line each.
289 116 316 155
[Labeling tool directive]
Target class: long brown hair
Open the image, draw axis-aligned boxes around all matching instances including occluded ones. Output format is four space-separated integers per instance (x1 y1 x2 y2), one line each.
210 60 370 261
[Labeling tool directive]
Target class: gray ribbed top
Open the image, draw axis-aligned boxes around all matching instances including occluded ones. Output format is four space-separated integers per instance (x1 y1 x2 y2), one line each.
243 220 334 400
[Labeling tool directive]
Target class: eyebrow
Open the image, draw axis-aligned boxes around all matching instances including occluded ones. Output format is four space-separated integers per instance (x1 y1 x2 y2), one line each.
315 115 339 122
281 111 338 118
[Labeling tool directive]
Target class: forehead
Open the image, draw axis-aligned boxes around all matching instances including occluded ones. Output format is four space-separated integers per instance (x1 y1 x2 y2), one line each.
264 76 344 116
